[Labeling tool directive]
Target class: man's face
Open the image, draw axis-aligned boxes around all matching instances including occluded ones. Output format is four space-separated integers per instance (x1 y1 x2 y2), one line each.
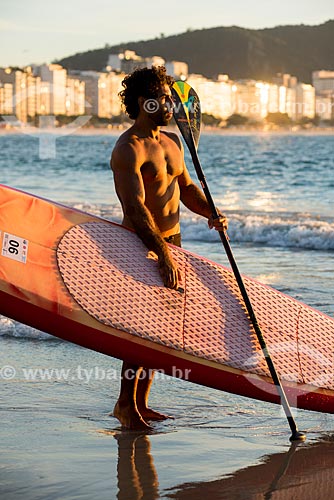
145 84 175 126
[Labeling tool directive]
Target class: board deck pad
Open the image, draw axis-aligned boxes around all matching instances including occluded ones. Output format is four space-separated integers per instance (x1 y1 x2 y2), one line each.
57 221 334 389
1 183 334 413
57 222 186 349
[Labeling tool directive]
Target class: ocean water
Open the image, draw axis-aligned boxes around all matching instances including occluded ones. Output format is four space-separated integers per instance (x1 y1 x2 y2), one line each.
1 130 334 499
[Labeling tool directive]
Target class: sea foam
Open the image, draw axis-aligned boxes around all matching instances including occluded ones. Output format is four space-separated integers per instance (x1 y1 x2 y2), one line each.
181 211 334 251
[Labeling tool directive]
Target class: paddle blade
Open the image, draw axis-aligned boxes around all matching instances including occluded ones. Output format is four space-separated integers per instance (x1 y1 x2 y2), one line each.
172 81 201 150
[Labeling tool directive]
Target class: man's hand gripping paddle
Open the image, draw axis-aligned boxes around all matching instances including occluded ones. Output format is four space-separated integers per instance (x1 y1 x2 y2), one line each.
171 80 306 443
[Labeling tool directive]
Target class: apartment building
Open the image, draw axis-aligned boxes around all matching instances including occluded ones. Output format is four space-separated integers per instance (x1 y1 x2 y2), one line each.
76 70 123 118
66 77 85 116
312 70 334 121
294 83 315 120
165 61 188 80
39 81 51 115
107 71 124 116
312 70 334 96
0 82 13 115
38 64 67 115
107 51 165 75
0 68 28 121
187 73 234 120
107 51 188 80
232 80 274 120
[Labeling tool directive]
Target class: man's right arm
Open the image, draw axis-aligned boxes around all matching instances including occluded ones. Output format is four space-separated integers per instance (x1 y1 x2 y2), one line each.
111 142 180 289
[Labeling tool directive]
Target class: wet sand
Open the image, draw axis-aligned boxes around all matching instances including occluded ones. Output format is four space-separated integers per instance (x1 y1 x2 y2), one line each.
1 336 334 499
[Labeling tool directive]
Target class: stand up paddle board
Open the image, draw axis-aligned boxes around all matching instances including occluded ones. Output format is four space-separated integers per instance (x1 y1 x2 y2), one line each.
1 184 334 413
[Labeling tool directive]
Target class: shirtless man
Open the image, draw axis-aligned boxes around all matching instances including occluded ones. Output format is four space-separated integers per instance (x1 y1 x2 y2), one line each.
110 66 228 430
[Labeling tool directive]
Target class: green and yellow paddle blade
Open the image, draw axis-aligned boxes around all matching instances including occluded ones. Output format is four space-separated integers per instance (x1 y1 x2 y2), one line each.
172 80 201 150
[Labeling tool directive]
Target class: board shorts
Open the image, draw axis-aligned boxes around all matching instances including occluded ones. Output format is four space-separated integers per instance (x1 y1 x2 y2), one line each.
164 233 182 248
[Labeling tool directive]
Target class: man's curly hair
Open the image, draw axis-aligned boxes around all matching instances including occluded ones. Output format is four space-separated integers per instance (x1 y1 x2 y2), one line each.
119 66 174 119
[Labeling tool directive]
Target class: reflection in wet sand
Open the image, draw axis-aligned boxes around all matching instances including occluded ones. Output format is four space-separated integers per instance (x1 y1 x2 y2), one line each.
114 432 159 500
166 434 334 499
114 432 334 499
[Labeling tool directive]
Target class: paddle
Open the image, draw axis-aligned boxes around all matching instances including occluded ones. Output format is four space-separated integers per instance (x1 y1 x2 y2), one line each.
171 80 306 442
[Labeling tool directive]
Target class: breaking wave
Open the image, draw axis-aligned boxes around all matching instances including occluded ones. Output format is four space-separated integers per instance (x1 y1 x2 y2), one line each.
181 211 334 251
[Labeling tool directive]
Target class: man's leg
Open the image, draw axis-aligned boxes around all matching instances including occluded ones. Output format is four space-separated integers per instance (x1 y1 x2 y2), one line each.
135 369 169 421
113 361 151 430
114 234 181 428
134 233 181 421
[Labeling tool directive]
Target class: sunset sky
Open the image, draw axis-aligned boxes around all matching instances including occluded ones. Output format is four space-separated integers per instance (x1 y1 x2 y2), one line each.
0 0 333 67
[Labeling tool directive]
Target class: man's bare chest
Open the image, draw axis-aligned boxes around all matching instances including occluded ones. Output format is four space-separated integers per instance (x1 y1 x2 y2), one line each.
141 140 183 182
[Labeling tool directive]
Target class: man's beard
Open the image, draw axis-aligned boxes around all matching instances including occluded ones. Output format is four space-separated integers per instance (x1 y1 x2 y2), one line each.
155 109 172 126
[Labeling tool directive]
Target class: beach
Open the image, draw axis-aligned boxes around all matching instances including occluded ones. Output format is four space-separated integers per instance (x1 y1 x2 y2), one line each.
2 333 334 499
1 130 334 498
1 123 334 137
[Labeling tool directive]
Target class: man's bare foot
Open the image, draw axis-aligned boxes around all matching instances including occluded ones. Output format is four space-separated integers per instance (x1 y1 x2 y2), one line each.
113 401 151 430
138 407 173 421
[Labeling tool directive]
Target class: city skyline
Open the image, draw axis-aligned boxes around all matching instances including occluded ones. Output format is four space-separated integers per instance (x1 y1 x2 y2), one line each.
2 58 333 127
0 0 333 68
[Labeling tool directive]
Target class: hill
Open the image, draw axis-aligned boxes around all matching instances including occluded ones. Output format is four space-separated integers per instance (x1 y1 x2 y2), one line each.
56 20 334 83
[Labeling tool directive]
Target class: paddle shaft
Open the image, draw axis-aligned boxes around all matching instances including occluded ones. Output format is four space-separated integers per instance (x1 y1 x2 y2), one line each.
185 130 301 440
